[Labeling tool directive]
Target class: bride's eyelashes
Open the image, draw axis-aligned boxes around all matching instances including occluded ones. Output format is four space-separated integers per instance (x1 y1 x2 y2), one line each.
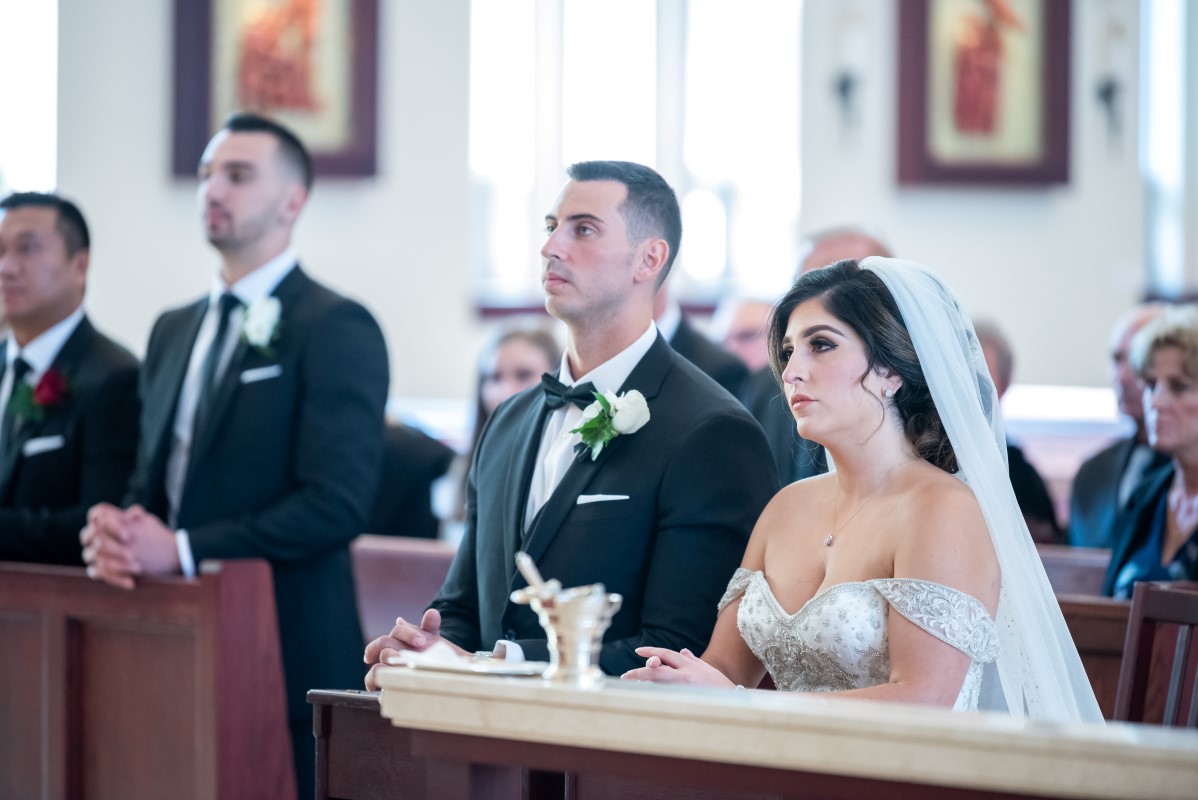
808 336 836 353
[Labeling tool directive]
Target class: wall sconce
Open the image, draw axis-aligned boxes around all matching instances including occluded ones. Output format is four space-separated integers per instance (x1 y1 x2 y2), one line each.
833 5 867 134
1095 11 1129 147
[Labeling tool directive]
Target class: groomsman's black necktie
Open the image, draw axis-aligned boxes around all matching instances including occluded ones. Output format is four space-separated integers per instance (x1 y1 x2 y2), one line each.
194 293 242 434
540 373 597 411
2 357 32 457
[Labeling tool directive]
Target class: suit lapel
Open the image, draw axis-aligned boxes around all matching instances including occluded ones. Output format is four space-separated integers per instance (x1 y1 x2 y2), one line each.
184 265 304 482
521 334 675 565
0 318 95 499
505 395 551 581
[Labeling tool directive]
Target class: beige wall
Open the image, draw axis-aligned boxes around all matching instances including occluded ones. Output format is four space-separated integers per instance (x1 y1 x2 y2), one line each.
58 0 1149 399
58 0 480 400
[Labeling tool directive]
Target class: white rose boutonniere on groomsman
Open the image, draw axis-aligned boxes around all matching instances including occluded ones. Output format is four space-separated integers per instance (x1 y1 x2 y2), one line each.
571 389 650 461
243 296 282 355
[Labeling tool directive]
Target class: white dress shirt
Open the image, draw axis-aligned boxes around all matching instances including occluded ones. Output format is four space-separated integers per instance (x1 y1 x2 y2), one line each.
168 249 296 575
523 321 658 529
0 306 85 453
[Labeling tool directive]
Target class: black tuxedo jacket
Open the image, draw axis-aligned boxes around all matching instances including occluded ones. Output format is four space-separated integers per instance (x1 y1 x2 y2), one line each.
668 316 749 397
432 334 779 674
125 266 389 720
738 366 826 484
1069 436 1168 548
0 317 139 565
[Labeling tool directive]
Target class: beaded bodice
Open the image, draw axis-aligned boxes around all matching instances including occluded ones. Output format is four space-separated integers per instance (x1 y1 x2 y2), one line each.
720 569 999 708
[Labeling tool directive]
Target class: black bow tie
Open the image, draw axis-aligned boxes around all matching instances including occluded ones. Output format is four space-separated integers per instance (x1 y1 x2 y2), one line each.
541 373 597 411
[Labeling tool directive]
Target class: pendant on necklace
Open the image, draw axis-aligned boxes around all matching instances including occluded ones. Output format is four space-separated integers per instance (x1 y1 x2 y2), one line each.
823 533 834 547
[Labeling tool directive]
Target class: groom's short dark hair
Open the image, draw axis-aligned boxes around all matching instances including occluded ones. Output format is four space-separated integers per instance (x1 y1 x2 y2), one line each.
222 111 315 191
0 191 90 256
566 160 682 286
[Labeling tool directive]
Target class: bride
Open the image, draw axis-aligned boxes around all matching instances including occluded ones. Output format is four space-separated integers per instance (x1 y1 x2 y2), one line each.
622 258 1103 723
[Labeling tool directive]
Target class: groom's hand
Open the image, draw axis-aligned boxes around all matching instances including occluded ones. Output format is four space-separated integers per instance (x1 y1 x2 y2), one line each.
363 608 468 690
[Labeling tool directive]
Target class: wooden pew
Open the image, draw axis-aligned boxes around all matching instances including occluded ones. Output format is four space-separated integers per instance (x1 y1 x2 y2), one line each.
1057 593 1131 719
0 560 294 800
1037 544 1110 595
351 535 457 643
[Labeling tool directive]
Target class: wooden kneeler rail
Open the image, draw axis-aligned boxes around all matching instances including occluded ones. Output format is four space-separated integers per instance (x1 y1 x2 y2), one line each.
0 560 294 800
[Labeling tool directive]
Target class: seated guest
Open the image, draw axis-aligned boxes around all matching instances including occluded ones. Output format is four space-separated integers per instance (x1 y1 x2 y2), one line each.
369 421 455 539
0 192 138 565
440 322 561 537
974 320 1064 544
1104 306 1198 597
1070 303 1168 547
654 285 748 396
623 258 1103 724
740 226 891 483
81 112 388 799
710 294 773 373
365 161 777 688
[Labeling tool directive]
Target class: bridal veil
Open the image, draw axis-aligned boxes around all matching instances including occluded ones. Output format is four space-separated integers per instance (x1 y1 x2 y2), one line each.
862 257 1104 724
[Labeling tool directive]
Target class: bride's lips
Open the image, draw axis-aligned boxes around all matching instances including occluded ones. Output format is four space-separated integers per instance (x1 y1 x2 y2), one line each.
789 393 814 410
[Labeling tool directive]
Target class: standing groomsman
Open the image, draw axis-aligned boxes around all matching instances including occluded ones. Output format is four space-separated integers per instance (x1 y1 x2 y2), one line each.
366 161 777 686
82 113 389 799
0 192 139 564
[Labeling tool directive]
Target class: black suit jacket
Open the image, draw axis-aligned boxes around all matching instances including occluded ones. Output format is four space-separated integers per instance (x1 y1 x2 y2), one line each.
738 366 826 484
125 266 389 721
668 316 749 397
432 334 779 674
0 317 139 565
1069 436 1168 549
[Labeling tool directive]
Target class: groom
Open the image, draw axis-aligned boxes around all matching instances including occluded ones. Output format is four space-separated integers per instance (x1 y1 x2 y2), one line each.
365 161 777 685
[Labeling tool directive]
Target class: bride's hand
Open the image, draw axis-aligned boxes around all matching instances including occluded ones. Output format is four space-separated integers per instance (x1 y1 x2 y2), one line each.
621 647 736 688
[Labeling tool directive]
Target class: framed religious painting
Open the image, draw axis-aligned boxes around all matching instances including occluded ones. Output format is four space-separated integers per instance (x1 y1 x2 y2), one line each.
172 0 379 177
896 0 1070 185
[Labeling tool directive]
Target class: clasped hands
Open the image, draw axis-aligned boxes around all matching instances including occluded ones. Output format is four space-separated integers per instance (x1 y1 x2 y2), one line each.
621 646 735 688
362 608 471 690
80 502 182 589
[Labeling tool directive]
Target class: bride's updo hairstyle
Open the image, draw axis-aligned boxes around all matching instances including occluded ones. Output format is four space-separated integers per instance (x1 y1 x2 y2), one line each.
767 259 959 473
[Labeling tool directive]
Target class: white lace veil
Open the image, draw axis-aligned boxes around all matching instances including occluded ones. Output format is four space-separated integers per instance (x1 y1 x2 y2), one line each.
861 257 1104 724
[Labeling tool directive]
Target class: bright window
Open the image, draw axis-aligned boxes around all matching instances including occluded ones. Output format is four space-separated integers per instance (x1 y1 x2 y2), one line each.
0 0 58 194
469 0 803 307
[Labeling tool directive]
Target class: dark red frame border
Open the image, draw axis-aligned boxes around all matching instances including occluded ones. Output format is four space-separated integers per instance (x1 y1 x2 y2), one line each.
172 0 379 178
896 0 1071 186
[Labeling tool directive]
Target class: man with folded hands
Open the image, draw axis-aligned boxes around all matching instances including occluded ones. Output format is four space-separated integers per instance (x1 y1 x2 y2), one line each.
81 113 388 799
365 161 777 687
0 192 139 565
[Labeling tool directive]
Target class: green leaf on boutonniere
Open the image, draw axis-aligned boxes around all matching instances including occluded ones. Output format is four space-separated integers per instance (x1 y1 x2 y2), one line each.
570 389 650 462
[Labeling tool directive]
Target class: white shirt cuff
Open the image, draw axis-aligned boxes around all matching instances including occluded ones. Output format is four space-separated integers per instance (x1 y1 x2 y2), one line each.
175 530 196 578
492 639 526 663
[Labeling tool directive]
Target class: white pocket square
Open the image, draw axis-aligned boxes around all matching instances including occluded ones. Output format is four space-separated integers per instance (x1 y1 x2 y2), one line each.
22 434 65 457
239 364 283 384
576 494 630 505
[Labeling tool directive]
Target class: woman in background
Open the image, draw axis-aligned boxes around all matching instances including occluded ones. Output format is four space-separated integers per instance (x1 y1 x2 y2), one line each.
1104 306 1198 597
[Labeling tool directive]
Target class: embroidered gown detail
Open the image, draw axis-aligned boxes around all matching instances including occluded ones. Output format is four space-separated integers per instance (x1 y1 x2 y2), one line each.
719 568 999 709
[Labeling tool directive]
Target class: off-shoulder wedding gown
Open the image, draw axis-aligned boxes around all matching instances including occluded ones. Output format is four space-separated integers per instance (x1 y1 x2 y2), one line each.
720 568 999 709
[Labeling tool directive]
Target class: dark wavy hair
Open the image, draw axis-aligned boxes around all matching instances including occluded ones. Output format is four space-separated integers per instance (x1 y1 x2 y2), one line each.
767 259 958 473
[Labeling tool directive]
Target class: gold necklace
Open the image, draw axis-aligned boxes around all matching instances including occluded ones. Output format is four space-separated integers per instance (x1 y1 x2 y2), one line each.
823 479 877 547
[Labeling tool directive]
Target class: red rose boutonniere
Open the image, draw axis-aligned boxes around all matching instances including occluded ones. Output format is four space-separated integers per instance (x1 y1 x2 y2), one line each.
9 368 70 423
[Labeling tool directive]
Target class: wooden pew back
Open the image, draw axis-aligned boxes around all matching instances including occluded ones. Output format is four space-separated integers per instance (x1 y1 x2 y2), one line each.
0 560 293 800
1037 544 1110 595
351 535 457 643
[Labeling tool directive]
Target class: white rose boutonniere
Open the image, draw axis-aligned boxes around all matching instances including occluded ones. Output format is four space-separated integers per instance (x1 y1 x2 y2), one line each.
570 389 650 461
243 296 282 354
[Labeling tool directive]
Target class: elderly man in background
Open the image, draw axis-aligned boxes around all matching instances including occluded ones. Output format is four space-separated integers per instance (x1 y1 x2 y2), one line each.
0 192 139 565
710 294 773 373
1070 303 1169 548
